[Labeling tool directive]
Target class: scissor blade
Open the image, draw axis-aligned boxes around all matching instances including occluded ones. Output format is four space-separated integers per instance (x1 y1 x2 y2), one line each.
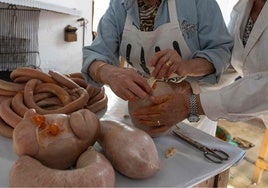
172 129 206 151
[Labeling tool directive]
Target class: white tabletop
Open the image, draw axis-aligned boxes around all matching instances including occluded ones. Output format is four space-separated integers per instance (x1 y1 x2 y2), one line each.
0 86 245 187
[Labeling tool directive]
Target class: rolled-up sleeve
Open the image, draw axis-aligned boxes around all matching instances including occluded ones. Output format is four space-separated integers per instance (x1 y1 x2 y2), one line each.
81 0 125 87
200 72 268 121
193 0 234 84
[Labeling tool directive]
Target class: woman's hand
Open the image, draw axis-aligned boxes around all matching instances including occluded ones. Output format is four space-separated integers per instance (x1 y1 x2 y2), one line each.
107 68 152 101
92 62 152 101
149 49 188 79
132 81 192 136
149 49 216 79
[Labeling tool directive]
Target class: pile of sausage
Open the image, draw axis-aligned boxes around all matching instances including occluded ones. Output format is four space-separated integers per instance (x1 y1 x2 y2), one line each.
9 111 161 186
0 67 108 138
0 67 161 187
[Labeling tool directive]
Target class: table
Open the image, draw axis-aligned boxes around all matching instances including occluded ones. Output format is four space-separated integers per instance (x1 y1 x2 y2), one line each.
0 86 245 187
100 86 245 187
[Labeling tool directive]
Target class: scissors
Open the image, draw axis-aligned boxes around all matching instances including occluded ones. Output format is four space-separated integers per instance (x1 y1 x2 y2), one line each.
172 128 229 164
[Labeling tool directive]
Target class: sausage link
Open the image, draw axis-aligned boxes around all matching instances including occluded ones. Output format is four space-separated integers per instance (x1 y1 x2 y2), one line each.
90 86 102 99
13 76 32 83
70 77 88 89
88 87 105 105
86 94 108 113
48 70 80 89
36 97 63 108
33 92 54 103
0 88 17 97
11 67 56 83
0 96 10 105
68 72 84 79
35 83 72 105
24 79 89 114
85 85 96 98
11 92 29 117
0 98 22 128
10 147 115 187
0 79 25 92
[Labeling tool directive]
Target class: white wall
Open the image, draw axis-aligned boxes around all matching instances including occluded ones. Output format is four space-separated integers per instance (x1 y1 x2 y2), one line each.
38 0 93 74
216 0 239 25
38 0 75 8
92 0 109 31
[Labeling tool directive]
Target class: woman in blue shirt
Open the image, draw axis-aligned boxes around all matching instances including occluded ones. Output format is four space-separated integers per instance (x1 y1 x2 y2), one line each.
82 0 233 136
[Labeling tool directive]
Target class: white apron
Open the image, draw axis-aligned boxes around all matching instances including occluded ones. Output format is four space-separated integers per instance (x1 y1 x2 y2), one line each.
119 0 217 136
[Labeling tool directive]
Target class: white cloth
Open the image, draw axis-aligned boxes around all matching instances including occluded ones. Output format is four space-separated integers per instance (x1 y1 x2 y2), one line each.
119 0 217 135
201 0 268 128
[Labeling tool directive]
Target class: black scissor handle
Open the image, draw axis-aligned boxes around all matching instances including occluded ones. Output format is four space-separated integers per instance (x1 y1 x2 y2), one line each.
172 128 230 164
204 149 229 163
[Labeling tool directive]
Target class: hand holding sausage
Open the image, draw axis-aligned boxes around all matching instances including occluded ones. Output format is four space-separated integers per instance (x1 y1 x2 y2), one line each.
129 81 192 137
89 61 152 101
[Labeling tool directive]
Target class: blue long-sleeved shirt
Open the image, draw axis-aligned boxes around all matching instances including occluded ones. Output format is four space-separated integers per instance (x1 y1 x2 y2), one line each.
82 0 234 87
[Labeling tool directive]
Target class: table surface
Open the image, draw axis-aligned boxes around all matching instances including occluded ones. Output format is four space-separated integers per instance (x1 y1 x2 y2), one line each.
0 86 246 187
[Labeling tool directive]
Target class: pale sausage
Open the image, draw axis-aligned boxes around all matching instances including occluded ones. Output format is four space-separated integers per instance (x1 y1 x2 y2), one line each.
24 79 89 114
0 98 22 128
9 147 115 187
10 67 56 83
13 109 100 169
98 120 161 179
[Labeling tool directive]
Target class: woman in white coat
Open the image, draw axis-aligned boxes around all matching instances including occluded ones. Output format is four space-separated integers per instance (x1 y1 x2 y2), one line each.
134 0 268 136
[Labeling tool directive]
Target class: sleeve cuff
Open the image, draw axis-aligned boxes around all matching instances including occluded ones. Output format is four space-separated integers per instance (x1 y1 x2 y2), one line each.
200 90 226 121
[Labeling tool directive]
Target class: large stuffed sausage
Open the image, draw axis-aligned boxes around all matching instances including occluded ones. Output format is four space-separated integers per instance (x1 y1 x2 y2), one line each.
13 109 100 169
9 147 115 187
98 120 161 179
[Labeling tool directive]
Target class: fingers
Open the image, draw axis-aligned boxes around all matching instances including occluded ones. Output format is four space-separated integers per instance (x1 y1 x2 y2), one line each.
132 96 169 127
131 74 153 96
149 49 181 79
133 113 165 127
115 83 150 101
157 61 175 79
150 50 171 78
121 78 151 100
166 63 177 77
132 95 168 114
131 105 161 127
133 112 160 121
119 88 139 101
149 49 170 67
109 68 152 101
165 60 173 67
136 119 162 127
132 97 167 116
